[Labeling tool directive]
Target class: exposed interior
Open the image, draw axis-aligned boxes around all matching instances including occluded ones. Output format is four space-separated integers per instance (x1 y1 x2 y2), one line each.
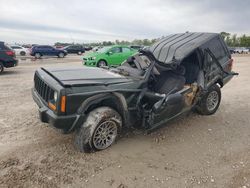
113 52 201 108
152 51 200 93
145 51 201 108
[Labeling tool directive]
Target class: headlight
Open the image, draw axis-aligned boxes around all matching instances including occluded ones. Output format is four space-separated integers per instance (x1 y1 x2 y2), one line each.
54 92 58 102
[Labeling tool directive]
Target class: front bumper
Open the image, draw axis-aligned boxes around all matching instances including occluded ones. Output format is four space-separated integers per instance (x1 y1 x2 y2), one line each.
82 60 97 67
32 89 84 133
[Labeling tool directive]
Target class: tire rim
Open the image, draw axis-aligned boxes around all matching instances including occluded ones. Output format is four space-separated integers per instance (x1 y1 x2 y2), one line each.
98 61 106 67
59 53 64 58
93 120 118 150
206 91 219 111
35 54 40 58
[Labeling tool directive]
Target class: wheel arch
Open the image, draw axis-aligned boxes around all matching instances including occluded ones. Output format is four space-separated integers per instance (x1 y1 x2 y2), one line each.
98 59 108 65
77 92 129 128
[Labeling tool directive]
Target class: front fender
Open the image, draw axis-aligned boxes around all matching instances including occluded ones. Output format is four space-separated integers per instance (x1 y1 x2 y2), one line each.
77 92 130 127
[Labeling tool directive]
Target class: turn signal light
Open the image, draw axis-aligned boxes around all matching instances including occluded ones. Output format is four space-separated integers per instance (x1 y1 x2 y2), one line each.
61 96 66 113
48 102 56 111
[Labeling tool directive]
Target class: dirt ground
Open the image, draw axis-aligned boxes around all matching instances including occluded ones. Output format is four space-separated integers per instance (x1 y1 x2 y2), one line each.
0 55 249 188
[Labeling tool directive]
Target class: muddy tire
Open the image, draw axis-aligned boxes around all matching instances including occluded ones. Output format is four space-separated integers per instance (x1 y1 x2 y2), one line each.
74 107 122 153
0 62 4 73
196 84 221 115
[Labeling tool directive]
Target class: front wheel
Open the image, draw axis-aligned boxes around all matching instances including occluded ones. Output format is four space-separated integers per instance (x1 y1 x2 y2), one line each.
97 60 107 67
74 107 122 153
20 51 26 56
35 53 41 59
196 84 221 115
0 62 4 73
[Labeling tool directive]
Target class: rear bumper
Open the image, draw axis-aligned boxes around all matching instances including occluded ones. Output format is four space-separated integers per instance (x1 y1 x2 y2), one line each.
3 59 18 68
222 74 234 86
32 89 84 133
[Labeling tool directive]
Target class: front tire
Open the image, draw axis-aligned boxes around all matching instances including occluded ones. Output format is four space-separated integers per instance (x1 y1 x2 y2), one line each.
20 51 26 56
35 53 41 59
97 60 107 67
0 62 4 73
77 51 82 55
196 84 221 115
75 107 122 153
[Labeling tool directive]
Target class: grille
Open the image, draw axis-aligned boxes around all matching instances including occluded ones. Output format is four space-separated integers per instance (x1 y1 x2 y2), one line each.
34 73 54 102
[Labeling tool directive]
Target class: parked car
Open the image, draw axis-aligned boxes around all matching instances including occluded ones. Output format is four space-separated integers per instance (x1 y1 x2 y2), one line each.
30 45 67 59
0 41 18 73
32 32 238 153
130 45 143 51
22 44 32 49
63 45 85 55
228 47 235 54
84 46 93 51
234 47 249 54
83 45 137 67
10 45 29 56
92 46 102 52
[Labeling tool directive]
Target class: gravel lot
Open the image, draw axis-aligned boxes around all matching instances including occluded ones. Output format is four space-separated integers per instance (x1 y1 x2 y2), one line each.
0 54 249 188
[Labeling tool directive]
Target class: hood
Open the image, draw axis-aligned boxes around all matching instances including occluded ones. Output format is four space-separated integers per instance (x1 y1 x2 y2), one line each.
42 66 131 87
83 51 101 59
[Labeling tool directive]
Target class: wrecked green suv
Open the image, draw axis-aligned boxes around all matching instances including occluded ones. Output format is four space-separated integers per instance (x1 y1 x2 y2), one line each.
32 33 237 152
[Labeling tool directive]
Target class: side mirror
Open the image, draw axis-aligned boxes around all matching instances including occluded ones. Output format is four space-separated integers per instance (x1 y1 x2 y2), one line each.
107 51 113 55
152 93 182 113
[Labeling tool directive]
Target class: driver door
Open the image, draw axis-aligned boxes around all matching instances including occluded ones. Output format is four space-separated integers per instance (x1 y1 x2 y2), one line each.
149 93 185 128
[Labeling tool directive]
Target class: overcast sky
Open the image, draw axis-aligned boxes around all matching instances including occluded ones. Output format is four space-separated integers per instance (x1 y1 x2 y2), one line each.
0 0 249 44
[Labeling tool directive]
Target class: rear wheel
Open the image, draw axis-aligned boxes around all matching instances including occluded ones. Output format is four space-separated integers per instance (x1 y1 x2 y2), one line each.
77 51 82 55
58 52 65 58
196 84 221 115
97 60 107 67
0 62 4 73
74 107 122 153
35 53 41 59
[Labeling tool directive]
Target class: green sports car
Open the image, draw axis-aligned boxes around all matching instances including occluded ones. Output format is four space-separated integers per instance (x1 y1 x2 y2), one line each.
82 45 137 67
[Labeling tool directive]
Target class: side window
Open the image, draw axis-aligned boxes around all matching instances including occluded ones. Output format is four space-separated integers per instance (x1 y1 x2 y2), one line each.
110 47 121 53
122 47 131 53
206 37 229 64
47 46 54 50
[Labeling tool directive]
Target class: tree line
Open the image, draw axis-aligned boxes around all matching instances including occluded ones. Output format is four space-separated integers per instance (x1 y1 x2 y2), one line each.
220 32 250 47
55 32 250 47
55 38 159 47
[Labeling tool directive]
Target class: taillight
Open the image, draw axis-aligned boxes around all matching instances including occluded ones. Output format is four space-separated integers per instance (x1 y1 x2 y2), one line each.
228 58 233 71
5 50 15 56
